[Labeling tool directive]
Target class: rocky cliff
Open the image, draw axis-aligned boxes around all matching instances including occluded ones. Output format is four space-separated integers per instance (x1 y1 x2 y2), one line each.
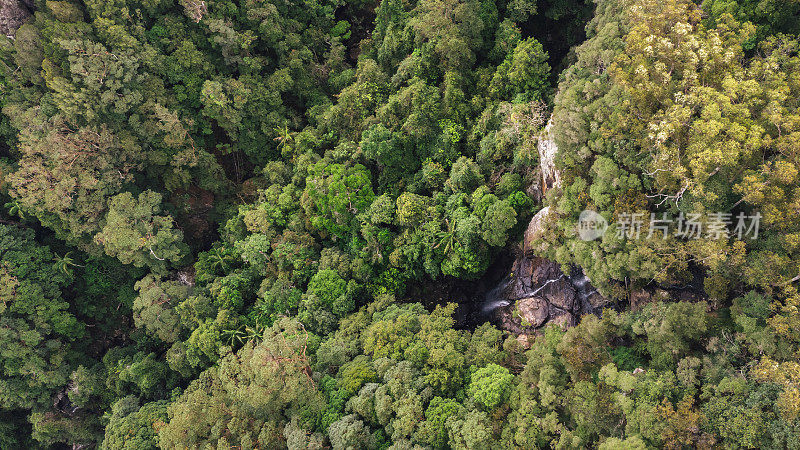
482 120 611 335
0 0 31 38
538 119 561 195
485 116 703 336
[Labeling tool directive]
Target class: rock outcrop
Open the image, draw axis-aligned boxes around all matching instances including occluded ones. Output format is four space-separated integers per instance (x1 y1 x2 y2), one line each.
538 119 561 195
484 116 705 334
523 205 552 257
493 255 609 333
484 119 611 334
0 0 31 38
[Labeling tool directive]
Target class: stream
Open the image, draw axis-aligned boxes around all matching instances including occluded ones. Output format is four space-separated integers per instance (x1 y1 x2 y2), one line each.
474 265 600 328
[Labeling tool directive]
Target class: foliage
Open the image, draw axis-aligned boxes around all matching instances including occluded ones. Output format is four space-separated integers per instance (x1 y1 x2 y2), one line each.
3 0 800 448
468 363 515 410
158 318 324 448
95 191 187 272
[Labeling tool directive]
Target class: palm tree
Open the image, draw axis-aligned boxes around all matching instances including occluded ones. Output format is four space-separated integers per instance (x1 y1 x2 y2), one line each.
208 246 234 273
223 324 264 346
53 252 84 277
242 325 264 343
223 326 246 346
273 125 295 151
434 218 457 255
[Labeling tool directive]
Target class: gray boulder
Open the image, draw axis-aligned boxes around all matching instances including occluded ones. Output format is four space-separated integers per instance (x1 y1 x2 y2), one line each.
0 0 31 38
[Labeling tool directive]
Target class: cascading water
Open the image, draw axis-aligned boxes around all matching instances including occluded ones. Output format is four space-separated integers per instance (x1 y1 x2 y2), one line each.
475 259 607 331
567 270 600 314
479 281 512 314
526 274 566 298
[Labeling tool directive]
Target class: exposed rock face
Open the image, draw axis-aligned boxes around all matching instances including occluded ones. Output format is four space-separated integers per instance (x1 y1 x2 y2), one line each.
515 297 549 327
479 121 611 334
0 0 31 38
538 119 561 195
523 206 551 257
492 255 609 333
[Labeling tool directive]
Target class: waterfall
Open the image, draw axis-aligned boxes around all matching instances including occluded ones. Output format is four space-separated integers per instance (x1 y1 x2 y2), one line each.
477 263 602 323
479 278 512 314
568 271 598 313
523 274 566 298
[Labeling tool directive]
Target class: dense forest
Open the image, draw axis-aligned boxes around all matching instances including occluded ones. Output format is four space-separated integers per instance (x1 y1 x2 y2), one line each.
1 0 800 448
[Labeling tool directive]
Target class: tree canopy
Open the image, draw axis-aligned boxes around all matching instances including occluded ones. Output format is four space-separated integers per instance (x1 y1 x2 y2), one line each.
2 0 800 447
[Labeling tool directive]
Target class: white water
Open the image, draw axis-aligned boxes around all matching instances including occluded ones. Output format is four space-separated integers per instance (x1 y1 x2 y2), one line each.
478 267 599 317
481 299 511 313
524 274 565 298
480 279 508 312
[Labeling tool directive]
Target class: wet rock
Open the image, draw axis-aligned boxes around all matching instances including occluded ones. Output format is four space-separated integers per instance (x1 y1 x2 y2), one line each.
0 0 31 38
488 252 608 334
515 296 549 328
529 256 563 285
549 312 574 330
545 283 576 311
505 256 564 297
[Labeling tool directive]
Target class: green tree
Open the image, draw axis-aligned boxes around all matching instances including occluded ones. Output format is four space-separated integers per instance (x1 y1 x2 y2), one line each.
0 225 81 411
328 414 373 450
102 396 168 450
303 161 375 239
8 125 143 245
158 318 325 448
468 363 515 410
481 199 517 247
448 156 483 193
409 0 492 71
94 191 187 272
132 274 189 343
491 37 551 101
